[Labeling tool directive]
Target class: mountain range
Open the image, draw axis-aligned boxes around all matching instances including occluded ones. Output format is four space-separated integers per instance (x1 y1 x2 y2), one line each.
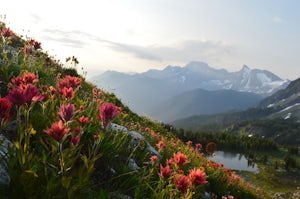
91 61 289 122
171 77 300 145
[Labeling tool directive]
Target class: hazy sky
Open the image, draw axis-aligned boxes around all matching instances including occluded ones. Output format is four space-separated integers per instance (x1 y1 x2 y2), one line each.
1 0 300 80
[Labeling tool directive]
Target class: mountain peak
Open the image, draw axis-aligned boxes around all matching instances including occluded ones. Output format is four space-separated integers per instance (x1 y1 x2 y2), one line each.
241 65 250 72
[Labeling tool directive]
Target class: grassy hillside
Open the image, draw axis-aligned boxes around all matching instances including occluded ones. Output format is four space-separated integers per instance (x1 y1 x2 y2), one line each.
0 21 265 198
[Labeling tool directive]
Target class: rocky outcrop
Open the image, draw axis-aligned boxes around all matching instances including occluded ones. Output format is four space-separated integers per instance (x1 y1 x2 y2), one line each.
110 123 159 157
0 134 13 187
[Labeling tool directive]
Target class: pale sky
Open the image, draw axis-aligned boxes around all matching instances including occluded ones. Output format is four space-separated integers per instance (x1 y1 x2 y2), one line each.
1 0 300 80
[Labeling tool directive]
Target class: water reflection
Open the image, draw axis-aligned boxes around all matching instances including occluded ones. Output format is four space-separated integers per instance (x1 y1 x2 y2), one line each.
210 151 258 172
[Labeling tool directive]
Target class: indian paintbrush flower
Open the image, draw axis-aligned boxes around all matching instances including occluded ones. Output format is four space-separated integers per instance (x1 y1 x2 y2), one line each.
44 120 70 142
173 152 189 167
78 115 89 126
188 168 207 186
99 102 121 130
58 103 75 122
173 175 191 193
159 164 171 179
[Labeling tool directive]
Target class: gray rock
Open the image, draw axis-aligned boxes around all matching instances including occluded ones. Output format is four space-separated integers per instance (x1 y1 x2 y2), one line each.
128 158 140 171
110 123 159 156
110 123 128 133
0 134 13 186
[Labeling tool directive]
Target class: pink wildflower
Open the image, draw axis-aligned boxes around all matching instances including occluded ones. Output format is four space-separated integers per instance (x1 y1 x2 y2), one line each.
99 102 121 129
61 87 74 99
58 103 75 122
159 164 171 179
71 136 80 146
1 28 15 39
173 152 189 166
186 140 193 146
78 115 89 126
188 168 208 186
7 88 26 106
29 39 42 50
150 155 158 162
58 75 81 90
44 120 70 142
173 175 191 193
195 143 202 150
156 141 166 150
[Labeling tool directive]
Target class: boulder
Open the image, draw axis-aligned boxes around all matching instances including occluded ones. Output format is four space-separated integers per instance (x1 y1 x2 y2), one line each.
0 134 13 187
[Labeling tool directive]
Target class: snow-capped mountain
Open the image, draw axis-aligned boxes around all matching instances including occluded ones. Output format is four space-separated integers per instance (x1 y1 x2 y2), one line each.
141 62 289 94
90 61 290 121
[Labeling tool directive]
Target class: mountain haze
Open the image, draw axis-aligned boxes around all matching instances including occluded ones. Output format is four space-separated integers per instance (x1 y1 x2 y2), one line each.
150 89 264 122
91 61 289 121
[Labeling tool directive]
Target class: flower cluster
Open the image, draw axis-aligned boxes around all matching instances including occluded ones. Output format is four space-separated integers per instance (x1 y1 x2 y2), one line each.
155 150 208 193
57 75 82 100
7 72 47 106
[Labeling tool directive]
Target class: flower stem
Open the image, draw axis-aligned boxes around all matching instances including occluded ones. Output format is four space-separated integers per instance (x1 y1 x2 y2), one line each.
59 142 64 175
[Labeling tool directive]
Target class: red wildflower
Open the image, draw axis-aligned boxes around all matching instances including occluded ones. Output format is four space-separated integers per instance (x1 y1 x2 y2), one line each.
166 158 173 166
1 28 15 39
7 88 26 106
22 84 40 104
9 76 23 87
99 102 121 129
78 115 89 126
186 140 193 146
10 72 39 87
0 97 12 121
32 93 48 102
173 175 191 193
92 88 102 98
150 155 158 162
58 103 75 122
71 136 80 146
159 164 171 179
61 87 74 99
44 120 70 142
22 72 39 84
156 141 166 150
195 143 202 150
58 75 82 90
173 152 189 166
188 168 207 186
79 105 84 110
73 126 81 134
29 39 42 50
22 45 33 55
178 169 184 174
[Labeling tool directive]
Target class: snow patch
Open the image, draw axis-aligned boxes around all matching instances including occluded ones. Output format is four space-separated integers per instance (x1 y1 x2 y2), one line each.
267 104 274 108
284 113 292 120
279 103 300 112
257 73 271 86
